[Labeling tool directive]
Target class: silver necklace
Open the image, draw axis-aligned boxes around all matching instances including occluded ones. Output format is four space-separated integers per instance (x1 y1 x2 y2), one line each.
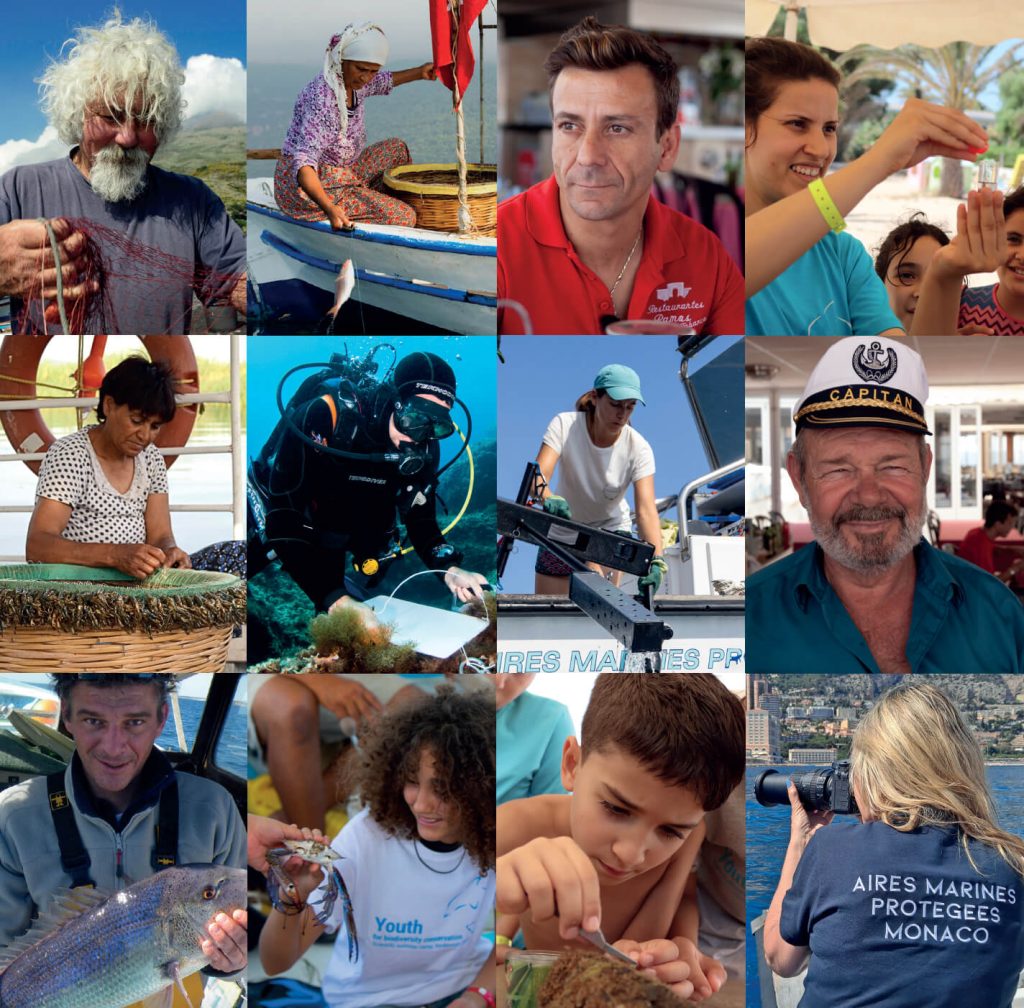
608 229 643 300
413 839 466 874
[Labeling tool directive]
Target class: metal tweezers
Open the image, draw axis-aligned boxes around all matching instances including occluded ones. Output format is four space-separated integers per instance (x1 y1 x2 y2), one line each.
580 928 637 966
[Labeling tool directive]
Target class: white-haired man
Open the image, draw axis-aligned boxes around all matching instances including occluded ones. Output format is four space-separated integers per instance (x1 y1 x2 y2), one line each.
747 336 1024 673
0 12 246 334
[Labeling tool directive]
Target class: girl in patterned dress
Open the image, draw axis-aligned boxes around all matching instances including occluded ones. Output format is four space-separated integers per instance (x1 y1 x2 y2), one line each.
274 22 437 229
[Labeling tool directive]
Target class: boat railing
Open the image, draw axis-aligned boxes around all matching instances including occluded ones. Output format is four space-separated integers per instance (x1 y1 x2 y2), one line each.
675 457 745 561
0 334 245 562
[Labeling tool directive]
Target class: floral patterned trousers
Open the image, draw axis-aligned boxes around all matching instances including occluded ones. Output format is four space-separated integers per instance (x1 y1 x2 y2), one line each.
274 138 416 227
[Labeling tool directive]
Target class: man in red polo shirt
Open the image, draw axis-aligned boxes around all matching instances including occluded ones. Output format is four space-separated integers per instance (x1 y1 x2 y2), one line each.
498 17 743 336
959 500 1024 585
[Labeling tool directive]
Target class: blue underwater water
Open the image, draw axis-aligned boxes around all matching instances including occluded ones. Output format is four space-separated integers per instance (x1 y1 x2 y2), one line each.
246 335 497 661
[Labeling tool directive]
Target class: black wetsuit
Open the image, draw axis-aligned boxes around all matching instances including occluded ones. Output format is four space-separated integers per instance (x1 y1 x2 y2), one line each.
249 373 456 610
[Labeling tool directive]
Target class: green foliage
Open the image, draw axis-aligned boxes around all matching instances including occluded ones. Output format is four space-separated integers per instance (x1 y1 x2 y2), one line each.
151 127 246 234
32 353 245 431
992 68 1024 166
844 110 895 161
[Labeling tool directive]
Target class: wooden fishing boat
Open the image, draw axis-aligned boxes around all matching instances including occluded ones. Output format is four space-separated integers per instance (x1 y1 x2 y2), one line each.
246 168 497 335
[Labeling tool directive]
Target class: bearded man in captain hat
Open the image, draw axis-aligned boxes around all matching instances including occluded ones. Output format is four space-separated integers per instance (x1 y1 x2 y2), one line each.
747 336 1024 674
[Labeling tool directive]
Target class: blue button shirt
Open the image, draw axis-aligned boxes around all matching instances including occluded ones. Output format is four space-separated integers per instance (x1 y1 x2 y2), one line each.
747 540 1024 672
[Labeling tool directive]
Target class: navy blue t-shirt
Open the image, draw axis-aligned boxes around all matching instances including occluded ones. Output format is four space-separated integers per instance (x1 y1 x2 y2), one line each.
781 820 1024 1008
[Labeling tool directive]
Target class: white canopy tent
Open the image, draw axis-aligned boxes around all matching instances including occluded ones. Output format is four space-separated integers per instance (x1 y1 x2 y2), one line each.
746 0 1023 48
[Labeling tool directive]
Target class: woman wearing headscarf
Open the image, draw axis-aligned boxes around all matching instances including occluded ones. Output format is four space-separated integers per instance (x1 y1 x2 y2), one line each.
274 22 436 229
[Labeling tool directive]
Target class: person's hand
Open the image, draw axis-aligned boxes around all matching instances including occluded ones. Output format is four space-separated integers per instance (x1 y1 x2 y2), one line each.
418 62 438 81
928 188 1006 282
0 218 95 301
161 546 191 569
247 816 329 873
787 781 833 853
637 556 667 593
326 206 354 231
110 543 166 578
496 836 601 941
872 97 988 176
444 566 489 603
542 495 572 520
669 937 726 1002
200 908 247 973
613 938 701 1000
305 676 383 724
958 322 997 335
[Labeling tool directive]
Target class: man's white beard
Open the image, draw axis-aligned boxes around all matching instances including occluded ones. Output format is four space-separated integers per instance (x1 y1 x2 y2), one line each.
89 145 150 203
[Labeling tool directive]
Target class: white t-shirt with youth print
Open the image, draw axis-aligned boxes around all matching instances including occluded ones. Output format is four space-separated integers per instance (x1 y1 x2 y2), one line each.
317 809 495 1008
35 426 168 545
542 411 655 531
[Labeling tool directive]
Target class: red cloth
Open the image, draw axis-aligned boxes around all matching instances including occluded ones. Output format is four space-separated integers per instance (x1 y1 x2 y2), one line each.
958 526 996 574
497 175 745 335
430 0 486 106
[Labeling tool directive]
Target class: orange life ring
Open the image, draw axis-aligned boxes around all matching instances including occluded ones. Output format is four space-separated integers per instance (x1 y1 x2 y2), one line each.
0 336 198 473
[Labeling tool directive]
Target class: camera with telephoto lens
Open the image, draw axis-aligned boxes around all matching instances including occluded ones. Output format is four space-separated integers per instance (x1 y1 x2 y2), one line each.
754 761 859 815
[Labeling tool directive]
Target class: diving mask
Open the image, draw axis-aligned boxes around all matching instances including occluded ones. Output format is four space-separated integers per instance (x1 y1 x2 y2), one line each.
393 397 455 443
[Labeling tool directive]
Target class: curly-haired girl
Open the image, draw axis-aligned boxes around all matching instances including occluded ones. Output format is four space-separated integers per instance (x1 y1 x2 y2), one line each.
259 683 496 1008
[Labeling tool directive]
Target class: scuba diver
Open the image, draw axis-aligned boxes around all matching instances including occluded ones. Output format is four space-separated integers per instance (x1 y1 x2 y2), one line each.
248 346 488 612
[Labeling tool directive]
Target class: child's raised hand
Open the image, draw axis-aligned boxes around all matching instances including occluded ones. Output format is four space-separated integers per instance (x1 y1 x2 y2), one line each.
930 188 1006 281
496 836 601 940
613 938 694 1000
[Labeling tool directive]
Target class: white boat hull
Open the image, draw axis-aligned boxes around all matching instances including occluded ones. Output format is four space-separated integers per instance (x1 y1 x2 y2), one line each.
497 595 745 673
247 177 497 334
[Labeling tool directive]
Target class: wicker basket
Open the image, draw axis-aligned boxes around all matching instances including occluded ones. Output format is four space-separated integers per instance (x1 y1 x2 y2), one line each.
382 163 497 235
0 565 245 673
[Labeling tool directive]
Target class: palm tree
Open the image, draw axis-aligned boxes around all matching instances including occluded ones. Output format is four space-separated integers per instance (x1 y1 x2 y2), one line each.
838 41 1023 197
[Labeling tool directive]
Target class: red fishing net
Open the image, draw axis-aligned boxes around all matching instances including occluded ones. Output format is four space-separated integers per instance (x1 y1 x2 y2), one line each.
19 217 243 335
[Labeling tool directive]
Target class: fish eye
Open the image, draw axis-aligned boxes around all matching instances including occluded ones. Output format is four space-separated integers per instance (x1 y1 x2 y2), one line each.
202 886 217 900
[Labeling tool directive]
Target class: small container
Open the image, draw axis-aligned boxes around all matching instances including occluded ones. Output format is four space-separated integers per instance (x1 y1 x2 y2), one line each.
505 950 560 1008
976 159 998 190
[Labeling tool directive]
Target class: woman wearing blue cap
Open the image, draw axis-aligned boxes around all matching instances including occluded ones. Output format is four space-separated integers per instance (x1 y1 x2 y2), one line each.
532 363 666 595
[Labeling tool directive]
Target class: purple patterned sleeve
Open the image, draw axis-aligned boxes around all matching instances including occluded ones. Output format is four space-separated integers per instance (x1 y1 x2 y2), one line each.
282 76 341 179
363 71 394 98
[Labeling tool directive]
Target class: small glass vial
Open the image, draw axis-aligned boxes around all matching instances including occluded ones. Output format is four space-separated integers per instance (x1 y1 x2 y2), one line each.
976 159 998 190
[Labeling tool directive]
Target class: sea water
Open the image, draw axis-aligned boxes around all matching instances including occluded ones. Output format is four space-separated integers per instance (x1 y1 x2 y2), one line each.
744 764 1024 1008
246 335 496 661
159 686 247 780
247 60 497 180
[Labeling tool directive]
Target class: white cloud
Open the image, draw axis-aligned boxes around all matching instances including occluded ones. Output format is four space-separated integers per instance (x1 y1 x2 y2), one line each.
181 54 246 124
0 126 65 174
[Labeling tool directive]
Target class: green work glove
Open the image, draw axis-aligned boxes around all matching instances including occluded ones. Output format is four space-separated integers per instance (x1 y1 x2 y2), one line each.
543 495 572 520
638 556 668 593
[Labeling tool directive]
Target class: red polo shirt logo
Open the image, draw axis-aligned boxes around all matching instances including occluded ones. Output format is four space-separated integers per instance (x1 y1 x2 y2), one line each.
644 279 708 328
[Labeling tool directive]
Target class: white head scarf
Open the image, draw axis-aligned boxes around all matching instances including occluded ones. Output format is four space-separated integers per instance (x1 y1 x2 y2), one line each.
323 23 389 137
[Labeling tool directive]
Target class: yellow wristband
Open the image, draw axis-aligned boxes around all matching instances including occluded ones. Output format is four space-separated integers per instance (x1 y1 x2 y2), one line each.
495 934 513 946
808 178 846 233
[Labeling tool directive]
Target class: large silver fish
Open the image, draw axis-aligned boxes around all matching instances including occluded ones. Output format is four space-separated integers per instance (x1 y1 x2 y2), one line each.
0 863 246 1008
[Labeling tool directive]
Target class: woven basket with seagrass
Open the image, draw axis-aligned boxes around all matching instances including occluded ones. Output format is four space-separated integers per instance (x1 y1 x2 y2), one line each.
382 163 497 235
0 565 246 672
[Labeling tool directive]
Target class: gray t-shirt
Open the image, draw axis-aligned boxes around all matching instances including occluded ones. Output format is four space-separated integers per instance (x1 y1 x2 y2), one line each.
0 153 245 334
35 426 168 544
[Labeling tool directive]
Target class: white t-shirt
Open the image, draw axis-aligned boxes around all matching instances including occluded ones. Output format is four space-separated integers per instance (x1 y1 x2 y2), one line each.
35 426 168 544
542 411 655 531
318 809 495 1008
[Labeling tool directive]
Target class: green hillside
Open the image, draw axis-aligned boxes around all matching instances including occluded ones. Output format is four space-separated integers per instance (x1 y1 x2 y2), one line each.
153 126 246 233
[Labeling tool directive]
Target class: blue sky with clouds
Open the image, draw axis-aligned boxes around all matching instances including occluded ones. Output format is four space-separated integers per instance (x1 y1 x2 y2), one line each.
1 1 245 159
